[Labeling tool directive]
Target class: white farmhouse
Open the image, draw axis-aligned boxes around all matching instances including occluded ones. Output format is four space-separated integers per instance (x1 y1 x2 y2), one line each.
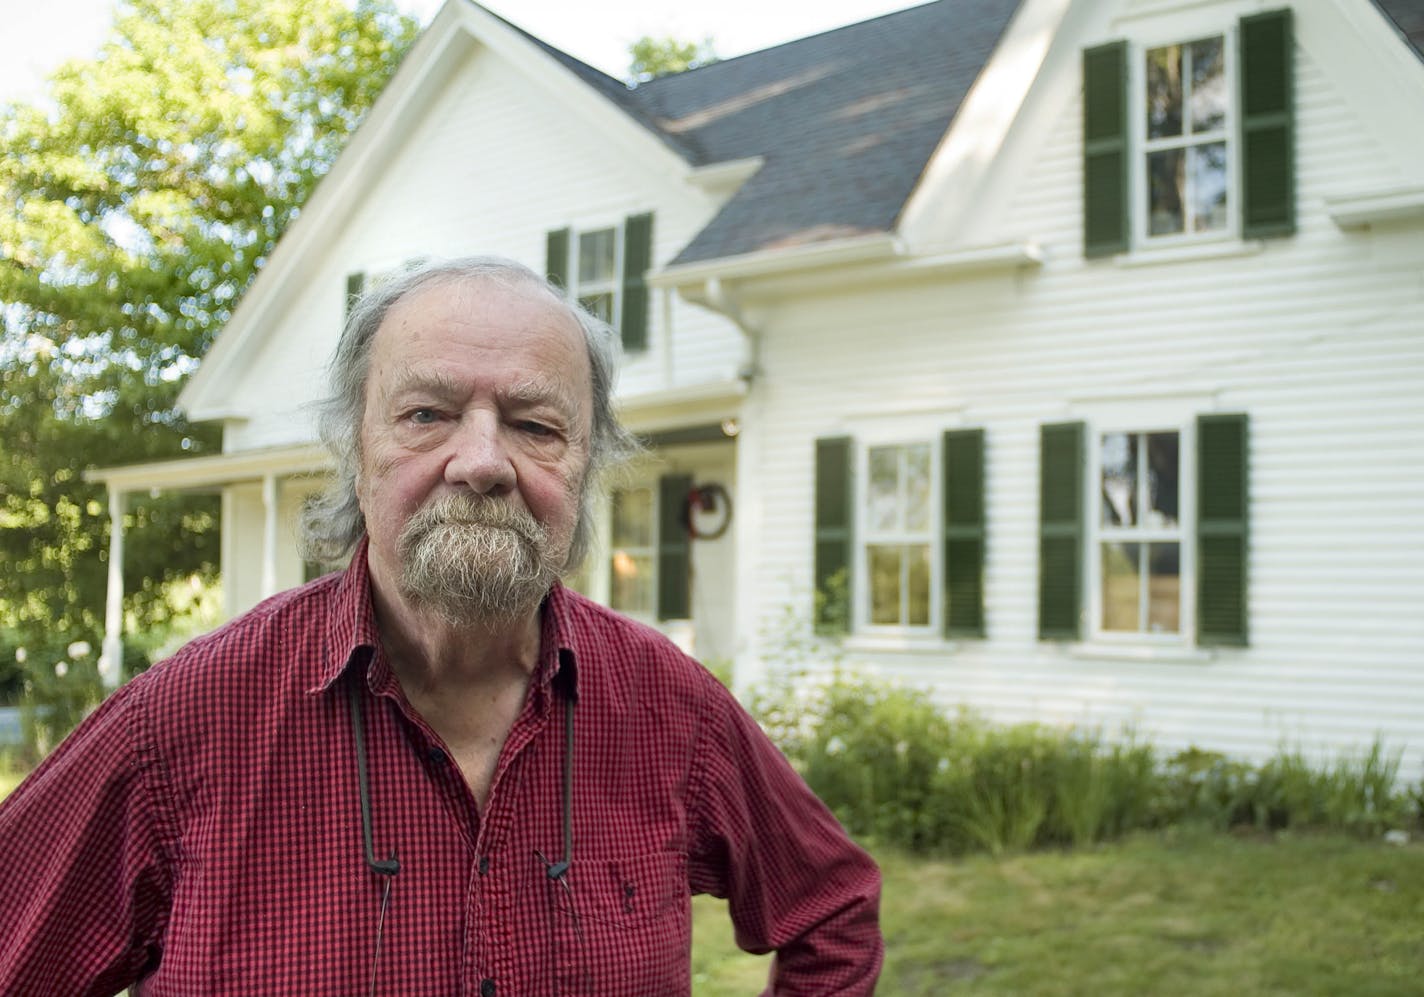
91 0 1424 780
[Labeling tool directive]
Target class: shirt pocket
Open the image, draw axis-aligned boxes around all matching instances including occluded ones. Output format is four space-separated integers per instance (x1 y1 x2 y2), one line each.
556 850 691 996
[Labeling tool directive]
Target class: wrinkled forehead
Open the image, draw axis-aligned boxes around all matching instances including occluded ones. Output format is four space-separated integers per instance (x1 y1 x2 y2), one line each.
368 274 593 410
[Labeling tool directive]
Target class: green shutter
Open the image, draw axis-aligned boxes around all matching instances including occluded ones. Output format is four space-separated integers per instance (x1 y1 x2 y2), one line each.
546 228 570 291
621 213 653 352
1083 41 1129 258
814 437 854 634
344 271 365 324
1240 10 1294 238
943 428 986 638
1197 414 1249 646
1039 422 1084 640
657 473 692 621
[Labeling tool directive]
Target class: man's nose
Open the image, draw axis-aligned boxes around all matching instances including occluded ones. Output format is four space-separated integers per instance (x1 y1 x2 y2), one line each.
444 412 516 494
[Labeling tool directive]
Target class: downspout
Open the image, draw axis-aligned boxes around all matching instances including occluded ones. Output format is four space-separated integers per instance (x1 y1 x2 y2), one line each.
696 278 767 696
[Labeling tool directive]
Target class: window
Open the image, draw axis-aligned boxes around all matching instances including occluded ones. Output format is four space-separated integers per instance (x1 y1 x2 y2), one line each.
1096 430 1182 635
609 486 655 617
1082 9 1294 257
576 228 618 323
1038 415 1248 647
1143 38 1230 239
864 443 934 628
607 474 692 622
813 430 985 638
546 213 653 352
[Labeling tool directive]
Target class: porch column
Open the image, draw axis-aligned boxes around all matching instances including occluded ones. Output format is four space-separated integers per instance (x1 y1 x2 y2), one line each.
99 489 127 689
261 474 280 599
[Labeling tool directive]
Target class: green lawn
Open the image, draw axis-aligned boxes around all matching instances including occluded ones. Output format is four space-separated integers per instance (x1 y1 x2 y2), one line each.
692 829 1424 995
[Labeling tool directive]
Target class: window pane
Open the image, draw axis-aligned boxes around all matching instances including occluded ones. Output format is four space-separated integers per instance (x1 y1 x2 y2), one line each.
1101 432 1137 527
579 292 613 324
1189 142 1229 232
869 545 902 625
611 488 652 546
610 551 653 615
1189 37 1226 133
1148 149 1185 235
1102 541 1140 631
904 443 931 532
907 544 931 626
1145 432 1180 528
1146 45 1183 139
1148 543 1180 633
868 446 900 533
578 229 616 283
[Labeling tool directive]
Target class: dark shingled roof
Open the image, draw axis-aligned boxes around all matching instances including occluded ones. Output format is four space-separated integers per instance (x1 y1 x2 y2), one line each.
1372 0 1424 61
624 0 1024 266
500 0 1424 268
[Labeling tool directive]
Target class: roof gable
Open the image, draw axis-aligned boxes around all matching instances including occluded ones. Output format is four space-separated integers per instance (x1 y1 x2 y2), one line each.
630 0 1025 266
180 0 691 419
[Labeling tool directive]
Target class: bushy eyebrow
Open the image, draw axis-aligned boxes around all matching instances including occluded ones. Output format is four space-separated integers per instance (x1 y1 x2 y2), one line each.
503 374 579 414
382 368 581 419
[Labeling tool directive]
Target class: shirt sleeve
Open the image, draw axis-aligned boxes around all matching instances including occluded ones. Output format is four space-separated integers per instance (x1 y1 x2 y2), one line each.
0 678 174 995
685 673 883 995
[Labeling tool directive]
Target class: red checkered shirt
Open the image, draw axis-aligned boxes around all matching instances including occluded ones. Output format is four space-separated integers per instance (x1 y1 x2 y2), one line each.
0 540 882 995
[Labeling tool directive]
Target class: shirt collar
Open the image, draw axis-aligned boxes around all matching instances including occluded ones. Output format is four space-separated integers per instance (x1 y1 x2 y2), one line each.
307 536 580 701
309 536 384 696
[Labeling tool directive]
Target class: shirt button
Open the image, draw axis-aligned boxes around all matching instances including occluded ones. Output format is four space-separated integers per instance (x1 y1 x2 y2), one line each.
427 747 447 765
478 856 490 876
480 979 496 997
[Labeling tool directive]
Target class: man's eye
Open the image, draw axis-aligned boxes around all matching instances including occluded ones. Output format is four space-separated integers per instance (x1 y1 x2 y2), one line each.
410 409 438 425
518 420 553 437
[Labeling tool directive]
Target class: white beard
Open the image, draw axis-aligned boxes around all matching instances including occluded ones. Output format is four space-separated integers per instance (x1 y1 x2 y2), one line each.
396 492 559 627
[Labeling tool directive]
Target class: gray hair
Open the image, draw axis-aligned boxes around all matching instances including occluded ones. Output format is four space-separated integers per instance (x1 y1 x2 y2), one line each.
299 255 642 572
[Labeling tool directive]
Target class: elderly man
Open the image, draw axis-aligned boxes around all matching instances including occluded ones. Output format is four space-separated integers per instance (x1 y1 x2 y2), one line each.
0 258 882 994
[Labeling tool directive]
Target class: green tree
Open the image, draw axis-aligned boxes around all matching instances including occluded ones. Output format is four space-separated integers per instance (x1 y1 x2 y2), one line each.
627 35 718 84
0 0 416 680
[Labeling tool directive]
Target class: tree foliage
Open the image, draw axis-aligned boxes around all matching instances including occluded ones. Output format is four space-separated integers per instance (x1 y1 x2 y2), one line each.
0 0 416 675
627 35 718 84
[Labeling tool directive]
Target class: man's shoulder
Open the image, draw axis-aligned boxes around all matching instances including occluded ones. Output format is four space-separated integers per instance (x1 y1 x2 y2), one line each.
141 574 344 700
553 587 723 702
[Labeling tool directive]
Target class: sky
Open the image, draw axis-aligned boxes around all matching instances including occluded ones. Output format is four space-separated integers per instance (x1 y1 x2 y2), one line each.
0 0 929 105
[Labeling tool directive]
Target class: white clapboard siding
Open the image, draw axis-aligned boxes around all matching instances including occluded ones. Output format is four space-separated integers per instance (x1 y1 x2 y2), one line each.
741 24 1424 781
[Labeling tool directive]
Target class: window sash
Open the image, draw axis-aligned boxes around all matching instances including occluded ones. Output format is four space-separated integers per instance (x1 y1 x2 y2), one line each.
571 225 622 327
609 486 655 618
1087 425 1195 643
857 441 939 632
1134 31 1238 245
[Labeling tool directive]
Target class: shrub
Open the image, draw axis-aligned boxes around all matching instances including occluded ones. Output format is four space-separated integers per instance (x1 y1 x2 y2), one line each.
933 720 1056 856
753 667 1419 857
1157 747 1256 830
757 670 954 851
18 648 105 762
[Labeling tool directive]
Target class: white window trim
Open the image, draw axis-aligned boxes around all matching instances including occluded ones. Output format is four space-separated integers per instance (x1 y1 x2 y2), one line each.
569 223 624 331
1084 419 1198 648
1129 26 1241 251
852 434 941 637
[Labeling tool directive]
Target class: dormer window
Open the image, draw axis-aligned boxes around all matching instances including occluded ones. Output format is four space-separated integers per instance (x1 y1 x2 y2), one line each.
1083 9 1293 258
546 213 654 353
1143 36 1230 239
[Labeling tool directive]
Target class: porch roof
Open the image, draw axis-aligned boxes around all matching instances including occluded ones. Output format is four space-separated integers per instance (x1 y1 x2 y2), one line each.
83 443 332 494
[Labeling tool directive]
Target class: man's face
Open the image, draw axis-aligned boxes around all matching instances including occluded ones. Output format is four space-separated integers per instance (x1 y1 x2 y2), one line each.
356 276 593 624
